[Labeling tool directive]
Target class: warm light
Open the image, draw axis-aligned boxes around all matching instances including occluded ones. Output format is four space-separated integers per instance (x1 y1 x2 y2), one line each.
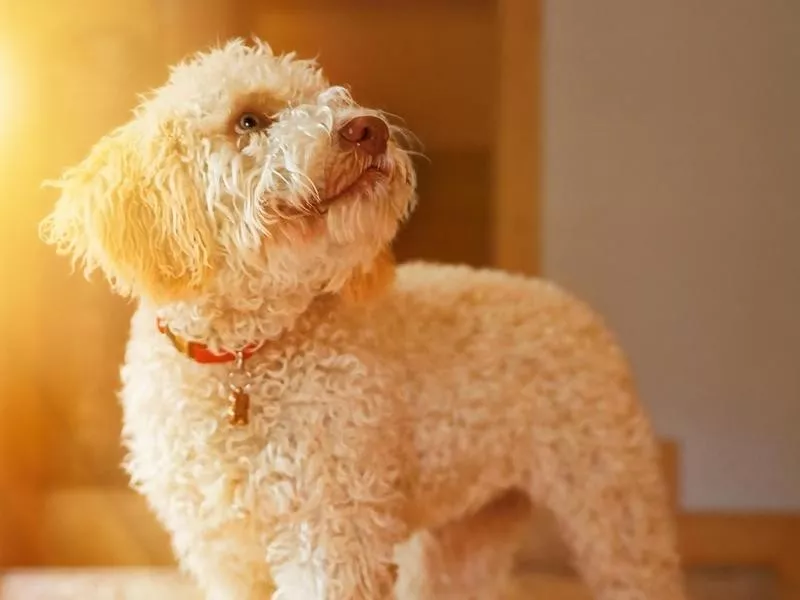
0 65 7 116
0 51 17 145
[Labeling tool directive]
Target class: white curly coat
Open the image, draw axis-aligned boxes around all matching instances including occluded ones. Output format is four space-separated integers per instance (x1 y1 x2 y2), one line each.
41 39 686 600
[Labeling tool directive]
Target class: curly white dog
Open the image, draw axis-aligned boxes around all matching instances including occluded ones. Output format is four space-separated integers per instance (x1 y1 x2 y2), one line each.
41 39 686 600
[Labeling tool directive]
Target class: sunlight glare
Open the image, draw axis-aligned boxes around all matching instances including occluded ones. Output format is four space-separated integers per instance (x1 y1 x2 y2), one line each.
0 52 15 144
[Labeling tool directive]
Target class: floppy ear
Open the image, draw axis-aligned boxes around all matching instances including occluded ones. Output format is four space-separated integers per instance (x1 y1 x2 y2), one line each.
39 121 215 302
339 248 396 304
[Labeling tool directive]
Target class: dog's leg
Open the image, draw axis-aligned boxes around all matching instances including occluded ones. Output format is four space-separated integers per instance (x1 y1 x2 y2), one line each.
268 514 403 600
265 456 406 599
173 530 275 600
528 377 687 599
201 573 274 600
395 490 531 600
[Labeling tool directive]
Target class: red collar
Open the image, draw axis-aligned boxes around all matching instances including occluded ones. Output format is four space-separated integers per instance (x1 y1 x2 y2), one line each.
156 319 264 364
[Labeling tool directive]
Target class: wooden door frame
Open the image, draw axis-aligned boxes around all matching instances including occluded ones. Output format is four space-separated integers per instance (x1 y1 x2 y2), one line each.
493 0 541 275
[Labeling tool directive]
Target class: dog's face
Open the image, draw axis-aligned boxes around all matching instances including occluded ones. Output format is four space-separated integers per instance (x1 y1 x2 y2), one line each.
40 39 416 304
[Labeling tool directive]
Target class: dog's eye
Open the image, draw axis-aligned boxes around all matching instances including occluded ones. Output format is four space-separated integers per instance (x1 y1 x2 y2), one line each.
235 112 269 134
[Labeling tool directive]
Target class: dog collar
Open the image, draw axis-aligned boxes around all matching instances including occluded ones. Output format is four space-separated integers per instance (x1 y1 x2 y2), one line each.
156 318 264 365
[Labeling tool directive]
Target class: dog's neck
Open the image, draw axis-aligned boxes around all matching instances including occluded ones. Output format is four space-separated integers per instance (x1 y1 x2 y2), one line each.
153 286 333 354
151 250 395 354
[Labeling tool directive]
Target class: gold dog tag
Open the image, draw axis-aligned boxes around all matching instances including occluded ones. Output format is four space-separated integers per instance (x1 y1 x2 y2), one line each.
226 351 252 426
228 386 250 426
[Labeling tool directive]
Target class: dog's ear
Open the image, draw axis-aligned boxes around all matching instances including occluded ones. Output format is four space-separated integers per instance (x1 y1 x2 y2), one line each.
39 121 215 302
340 248 396 304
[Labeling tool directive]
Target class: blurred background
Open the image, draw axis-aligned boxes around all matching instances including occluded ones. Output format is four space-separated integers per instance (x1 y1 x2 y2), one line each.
0 0 797 598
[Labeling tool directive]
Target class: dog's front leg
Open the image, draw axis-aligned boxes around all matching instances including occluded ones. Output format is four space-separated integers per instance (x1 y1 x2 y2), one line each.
268 501 404 600
263 374 409 600
265 419 408 600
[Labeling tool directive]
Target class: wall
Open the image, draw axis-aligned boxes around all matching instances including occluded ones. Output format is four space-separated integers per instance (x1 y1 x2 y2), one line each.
543 0 800 510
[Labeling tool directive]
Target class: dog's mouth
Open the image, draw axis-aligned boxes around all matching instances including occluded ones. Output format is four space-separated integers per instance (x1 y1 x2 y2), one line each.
269 156 393 220
318 156 391 211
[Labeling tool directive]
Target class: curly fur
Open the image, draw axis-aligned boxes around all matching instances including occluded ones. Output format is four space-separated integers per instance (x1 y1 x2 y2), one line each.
40 38 686 600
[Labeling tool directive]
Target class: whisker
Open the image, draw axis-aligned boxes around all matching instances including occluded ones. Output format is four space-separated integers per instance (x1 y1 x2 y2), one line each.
379 110 408 126
276 143 322 205
295 171 321 204
389 125 425 154
271 168 293 192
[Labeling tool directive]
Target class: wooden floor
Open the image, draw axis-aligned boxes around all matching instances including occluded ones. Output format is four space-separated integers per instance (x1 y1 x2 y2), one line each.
0 568 782 600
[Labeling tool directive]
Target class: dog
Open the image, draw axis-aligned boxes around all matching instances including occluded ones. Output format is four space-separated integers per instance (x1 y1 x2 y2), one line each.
40 39 686 600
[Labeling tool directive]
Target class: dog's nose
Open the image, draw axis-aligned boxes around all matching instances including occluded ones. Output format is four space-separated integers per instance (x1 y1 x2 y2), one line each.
338 116 389 157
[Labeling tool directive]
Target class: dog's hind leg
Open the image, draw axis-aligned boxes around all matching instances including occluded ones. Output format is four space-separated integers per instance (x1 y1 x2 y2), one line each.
394 490 532 600
527 373 687 600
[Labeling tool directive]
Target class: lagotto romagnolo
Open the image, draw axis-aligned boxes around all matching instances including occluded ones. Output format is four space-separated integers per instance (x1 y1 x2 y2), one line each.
40 39 686 600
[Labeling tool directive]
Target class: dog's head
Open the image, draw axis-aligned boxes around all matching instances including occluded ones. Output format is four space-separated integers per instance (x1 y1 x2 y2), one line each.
40 38 416 305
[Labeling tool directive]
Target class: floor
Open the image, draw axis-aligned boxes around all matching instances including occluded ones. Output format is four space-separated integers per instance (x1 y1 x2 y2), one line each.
0 567 781 599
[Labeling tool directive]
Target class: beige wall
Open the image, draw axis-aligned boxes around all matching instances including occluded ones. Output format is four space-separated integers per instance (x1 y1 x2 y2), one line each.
543 0 800 510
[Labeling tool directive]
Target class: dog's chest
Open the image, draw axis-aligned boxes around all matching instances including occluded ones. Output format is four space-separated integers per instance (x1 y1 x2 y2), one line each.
119 326 398 529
